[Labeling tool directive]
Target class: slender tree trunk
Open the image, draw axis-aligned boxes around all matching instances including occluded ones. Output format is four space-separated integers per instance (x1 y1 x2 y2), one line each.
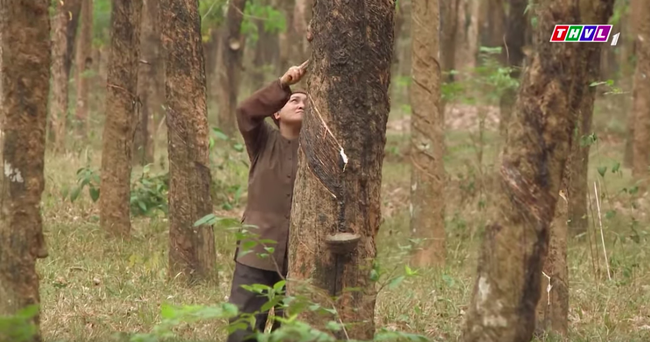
454 0 480 80
74 0 93 139
622 1 635 168
498 0 527 138
293 0 311 63
460 0 581 341
162 0 217 285
286 1 394 339
49 0 82 151
440 0 459 85
278 0 292 73
217 0 247 136
250 0 279 92
0 2 51 341
206 27 221 105
481 0 504 49
134 0 162 165
99 0 143 237
409 0 445 267
631 0 650 183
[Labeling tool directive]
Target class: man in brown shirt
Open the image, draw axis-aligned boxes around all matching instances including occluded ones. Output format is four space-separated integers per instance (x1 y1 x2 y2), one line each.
226 64 307 342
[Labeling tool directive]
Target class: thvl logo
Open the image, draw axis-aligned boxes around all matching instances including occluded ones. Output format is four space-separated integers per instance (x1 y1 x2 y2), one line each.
550 24 620 46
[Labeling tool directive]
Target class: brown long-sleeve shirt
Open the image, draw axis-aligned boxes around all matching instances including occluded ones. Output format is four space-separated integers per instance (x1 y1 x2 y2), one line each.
234 79 298 275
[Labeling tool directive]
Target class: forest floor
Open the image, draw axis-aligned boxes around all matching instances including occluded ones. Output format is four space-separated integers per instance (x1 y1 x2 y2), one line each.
35 97 650 342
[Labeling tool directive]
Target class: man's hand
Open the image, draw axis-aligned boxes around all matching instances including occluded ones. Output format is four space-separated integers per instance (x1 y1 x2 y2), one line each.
280 60 309 86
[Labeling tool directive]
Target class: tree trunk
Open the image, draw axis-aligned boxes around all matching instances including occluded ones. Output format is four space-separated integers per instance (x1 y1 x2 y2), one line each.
74 0 93 139
498 0 527 138
621 2 635 168
286 1 394 339
162 0 217 285
134 0 162 166
293 0 311 63
0 2 51 341
454 0 480 80
481 0 504 49
631 0 650 183
440 0 459 85
250 0 280 92
409 0 445 267
460 1 581 341
99 0 143 237
278 0 311 75
566 0 615 238
49 0 82 151
216 0 247 136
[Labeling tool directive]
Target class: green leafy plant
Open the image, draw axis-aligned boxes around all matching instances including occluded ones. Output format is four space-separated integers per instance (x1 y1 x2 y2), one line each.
0 305 39 342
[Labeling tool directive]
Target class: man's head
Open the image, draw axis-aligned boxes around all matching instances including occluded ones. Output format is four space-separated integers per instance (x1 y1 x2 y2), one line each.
273 91 307 129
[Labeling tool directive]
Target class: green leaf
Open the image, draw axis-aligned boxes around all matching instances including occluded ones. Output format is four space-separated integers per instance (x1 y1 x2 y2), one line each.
326 321 342 331
15 304 40 319
70 186 82 202
233 143 244 152
273 280 286 292
405 264 416 276
612 162 621 173
160 303 177 319
369 269 379 282
89 187 100 202
212 127 229 140
597 166 607 177
194 213 216 227
138 200 147 213
388 275 405 289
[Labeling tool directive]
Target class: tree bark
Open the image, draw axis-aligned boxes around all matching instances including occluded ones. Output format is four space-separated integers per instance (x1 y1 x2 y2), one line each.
460 1 581 341
565 0 615 238
217 0 247 136
134 0 163 166
250 0 280 91
278 0 311 75
454 0 480 80
286 0 394 339
631 0 650 183
440 0 459 85
162 0 217 285
49 0 82 151
498 0 527 138
99 0 143 237
481 0 504 49
74 0 93 139
409 0 445 267
0 2 51 341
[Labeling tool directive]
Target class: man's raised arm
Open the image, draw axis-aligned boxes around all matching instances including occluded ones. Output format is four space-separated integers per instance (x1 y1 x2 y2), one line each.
236 63 308 158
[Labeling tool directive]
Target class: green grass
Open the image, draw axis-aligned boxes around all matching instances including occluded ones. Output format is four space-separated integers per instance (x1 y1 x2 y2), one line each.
30 95 650 342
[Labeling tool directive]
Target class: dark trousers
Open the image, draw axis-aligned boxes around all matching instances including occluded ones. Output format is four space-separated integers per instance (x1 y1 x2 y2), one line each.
226 262 286 342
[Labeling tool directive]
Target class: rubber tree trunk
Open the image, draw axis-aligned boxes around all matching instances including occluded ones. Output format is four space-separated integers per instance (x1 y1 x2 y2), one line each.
286 0 395 339
460 0 581 341
49 0 82 151
498 0 527 138
99 0 143 237
74 0 93 140
161 0 217 285
631 0 650 184
217 0 247 136
0 2 51 341
133 0 163 166
409 0 446 267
